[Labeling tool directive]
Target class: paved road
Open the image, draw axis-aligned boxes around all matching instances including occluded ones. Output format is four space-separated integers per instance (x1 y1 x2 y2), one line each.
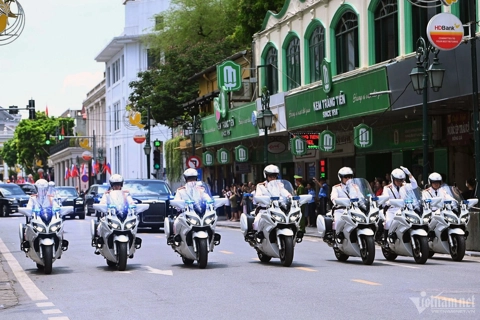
0 214 479 319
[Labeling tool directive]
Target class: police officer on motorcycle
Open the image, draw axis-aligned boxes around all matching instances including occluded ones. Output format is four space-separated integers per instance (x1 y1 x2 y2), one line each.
100 174 134 205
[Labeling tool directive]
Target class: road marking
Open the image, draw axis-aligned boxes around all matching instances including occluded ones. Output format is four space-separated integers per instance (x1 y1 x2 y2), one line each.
48 317 69 320
145 266 173 276
0 238 48 301
154 236 164 239
219 250 233 254
295 267 317 272
37 302 55 307
42 309 62 314
352 279 381 286
377 261 420 269
433 295 475 305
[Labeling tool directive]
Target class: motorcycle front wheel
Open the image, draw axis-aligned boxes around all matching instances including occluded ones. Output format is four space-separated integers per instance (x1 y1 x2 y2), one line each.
334 247 349 262
41 245 53 275
197 238 208 269
182 257 194 265
412 236 429 264
449 234 466 262
382 247 397 261
257 251 271 263
279 236 294 267
360 235 375 265
117 242 128 271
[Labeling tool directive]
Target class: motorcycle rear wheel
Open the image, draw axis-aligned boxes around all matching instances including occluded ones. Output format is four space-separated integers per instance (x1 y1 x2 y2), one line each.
360 236 375 265
280 236 294 267
382 247 397 261
334 247 349 262
117 242 128 271
257 251 271 263
41 245 53 275
449 234 466 262
412 236 429 264
197 238 208 269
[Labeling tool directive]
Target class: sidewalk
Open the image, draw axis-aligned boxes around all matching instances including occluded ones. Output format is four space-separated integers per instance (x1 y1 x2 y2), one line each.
216 215 480 258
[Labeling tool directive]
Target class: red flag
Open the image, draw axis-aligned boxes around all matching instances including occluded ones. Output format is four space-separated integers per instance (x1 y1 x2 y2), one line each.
46 105 49 117
61 126 65 136
104 163 112 175
65 167 70 180
70 164 79 178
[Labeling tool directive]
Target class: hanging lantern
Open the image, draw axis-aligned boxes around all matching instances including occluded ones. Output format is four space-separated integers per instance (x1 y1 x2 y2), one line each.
133 130 146 144
82 151 93 161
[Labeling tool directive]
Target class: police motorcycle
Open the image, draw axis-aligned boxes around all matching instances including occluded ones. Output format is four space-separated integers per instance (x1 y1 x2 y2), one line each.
317 178 388 265
165 182 227 269
19 205 72 275
91 190 149 271
427 185 478 261
382 187 430 264
240 180 311 267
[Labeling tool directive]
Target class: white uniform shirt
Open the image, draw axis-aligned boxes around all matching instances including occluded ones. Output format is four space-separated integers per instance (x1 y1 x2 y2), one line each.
174 184 211 202
422 187 456 211
100 190 135 205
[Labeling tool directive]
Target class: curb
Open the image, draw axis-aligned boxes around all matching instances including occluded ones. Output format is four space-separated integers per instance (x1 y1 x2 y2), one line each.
0 257 18 310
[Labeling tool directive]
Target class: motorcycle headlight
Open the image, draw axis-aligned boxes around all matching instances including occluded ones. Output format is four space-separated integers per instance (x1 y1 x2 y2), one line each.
460 216 469 224
422 213 432 224
444 214 457 224
186 215 200 226
107 219 121 230
204 213 216 225
369 213 379 223
289 211 301 222
125 218 137 230
33 222 46 233
271 212 286 223
406 213 421 224
49 222 62 233
352 213 366 223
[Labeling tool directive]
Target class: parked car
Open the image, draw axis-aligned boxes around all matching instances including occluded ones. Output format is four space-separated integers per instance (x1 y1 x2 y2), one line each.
0 184 30 217
17 183 37 195
54 186 85 219
123 179 174 230
84 184 109 216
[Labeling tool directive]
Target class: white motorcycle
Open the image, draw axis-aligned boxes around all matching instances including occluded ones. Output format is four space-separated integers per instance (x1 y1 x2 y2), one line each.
382 187 431 264
91 190 149 271
19 206 72 274
240 180 311 267
165 185 227 269
317 178 388 265
427 185 478 261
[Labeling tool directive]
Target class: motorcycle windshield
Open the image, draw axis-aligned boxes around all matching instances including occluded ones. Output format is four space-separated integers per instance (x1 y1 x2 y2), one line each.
442 185 464 202
38 207 54 225
265 180 292 197
108 190 130 221
404 186 422 209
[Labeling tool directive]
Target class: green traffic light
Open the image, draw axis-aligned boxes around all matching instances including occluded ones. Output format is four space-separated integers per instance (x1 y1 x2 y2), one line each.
154 164 160 170
46 140 51 145
154 140 161 147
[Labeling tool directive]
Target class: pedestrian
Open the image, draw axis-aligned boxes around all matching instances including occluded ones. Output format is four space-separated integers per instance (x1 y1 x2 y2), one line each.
223 186 232 221
461 178 476 200
305 182 316 227
294 175 307 232
313 177 329 220
374 179 383 196
229 185 238 221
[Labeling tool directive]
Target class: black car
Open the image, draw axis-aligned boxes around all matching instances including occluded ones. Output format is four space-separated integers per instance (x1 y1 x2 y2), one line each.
84 184 109 216
54 186 85 219
18 183 37 195
124 179 173 230
0 184 30 217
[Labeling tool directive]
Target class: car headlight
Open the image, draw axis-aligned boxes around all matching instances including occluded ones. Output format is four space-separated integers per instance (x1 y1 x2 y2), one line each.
107 219 121 230
204 213 216 225
49 222 62 233
125 218 137 230
289 211 301 222
186 215 200 226
444 214 457 224
406 213 421 224
271 212 286 223
33 222 46 233
352 213 366 223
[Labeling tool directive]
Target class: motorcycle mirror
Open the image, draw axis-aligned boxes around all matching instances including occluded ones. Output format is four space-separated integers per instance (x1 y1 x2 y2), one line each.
467 198 479 208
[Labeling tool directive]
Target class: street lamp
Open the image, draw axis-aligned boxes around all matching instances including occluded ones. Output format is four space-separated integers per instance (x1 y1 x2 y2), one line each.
257 87 274 166
143 142 152 179
409 37 445 187
189 115 203 155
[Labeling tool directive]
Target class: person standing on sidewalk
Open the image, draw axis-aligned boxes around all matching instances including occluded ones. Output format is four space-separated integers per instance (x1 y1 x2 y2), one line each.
305 182 316 227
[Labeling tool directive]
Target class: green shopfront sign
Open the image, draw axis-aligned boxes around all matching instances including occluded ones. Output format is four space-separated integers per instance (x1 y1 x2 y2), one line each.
285 68 389 130
202 102 258 147
354 124 373 148
203 151 215 166
290 136 307 156
217 148 230 164
235 145 249 162
319 130 336 152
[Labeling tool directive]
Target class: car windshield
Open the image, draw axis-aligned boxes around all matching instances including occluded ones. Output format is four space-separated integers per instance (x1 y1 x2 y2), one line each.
56 188 79 197
97 185 109 194
0 185 26 196
123 181 171 196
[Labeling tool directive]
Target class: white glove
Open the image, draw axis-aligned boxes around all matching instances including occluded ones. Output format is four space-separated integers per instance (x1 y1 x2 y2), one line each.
400 166 411 176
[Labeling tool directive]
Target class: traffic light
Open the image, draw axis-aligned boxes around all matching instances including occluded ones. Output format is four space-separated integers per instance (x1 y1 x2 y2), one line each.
28 99 36 120
153 149 161 170
153 139 162 150
8 106 18 115
45 133 51 145
320 159 327 179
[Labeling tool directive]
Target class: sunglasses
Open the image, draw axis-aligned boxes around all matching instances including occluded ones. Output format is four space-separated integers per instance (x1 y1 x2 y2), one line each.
267 174 278 178
342 175 353 179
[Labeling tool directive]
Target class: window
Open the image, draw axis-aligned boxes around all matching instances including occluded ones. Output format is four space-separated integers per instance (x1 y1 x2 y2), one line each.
121 55 124 77
110 58 122 84
308 25 325 83
265 47 279 94
147 49 159 69
106 67 110 87
286 36 301 90
374 0 398 63
113 102 120 131
155 15 164 31
335 11 359 74
108 106 111 132
411 1 440 50
114 146 121 174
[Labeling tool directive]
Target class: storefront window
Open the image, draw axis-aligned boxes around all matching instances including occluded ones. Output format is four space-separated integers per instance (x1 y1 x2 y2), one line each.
335 11 359 74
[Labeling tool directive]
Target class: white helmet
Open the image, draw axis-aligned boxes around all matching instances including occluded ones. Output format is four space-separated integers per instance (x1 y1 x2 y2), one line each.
263 164 280 178
391 168 406 183
183 168 198 182
35 179 49 198
109 174 124 188
428 172 442 185
338 167 354 181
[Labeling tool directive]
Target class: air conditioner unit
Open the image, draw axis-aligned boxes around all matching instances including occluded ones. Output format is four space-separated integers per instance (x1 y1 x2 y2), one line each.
231 81 252 101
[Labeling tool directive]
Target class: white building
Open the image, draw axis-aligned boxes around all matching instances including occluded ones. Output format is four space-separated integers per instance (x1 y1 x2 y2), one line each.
94 0 171 180
0 108 21 181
